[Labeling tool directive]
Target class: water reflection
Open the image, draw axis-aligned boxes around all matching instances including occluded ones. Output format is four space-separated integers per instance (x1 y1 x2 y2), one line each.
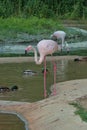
56 59 68 81
56 59 87 82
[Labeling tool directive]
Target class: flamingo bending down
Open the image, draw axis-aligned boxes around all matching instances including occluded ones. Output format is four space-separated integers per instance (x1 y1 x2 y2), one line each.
25 39 59 98
51 31 67 51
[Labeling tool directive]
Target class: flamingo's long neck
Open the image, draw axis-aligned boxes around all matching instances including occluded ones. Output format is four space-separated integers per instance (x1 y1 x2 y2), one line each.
61 38 64 48
32 47 44 65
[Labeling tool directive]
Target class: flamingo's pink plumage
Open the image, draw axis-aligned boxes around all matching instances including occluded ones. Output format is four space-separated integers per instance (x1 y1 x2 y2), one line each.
25 39 58 98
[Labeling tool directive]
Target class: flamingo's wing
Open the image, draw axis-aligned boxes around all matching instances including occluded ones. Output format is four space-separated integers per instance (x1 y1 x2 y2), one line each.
37 40 58 56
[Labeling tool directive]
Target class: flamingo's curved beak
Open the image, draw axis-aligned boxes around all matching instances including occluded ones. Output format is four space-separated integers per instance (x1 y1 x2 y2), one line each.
25 50 27 55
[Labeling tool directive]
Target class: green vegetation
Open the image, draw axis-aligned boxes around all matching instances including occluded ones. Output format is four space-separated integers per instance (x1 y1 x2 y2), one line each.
0 1 87 40
0 0 87 20
0 17 64 40
0 1 87 57
70 102 87 122
0 17 63 34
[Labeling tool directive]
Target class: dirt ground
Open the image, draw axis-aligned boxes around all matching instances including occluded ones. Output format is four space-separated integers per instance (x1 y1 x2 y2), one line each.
75 96 87 110
0 56 87 130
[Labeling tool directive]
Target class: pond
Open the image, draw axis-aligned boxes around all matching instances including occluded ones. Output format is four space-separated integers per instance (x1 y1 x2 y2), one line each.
0 59 87 102
0 112 26 130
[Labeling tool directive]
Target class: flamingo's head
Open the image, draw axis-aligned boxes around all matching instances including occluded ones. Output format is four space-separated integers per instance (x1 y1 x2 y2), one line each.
50 34 57 41
25 45 32 55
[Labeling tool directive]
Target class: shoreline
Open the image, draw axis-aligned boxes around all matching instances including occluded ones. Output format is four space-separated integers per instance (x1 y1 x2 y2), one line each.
0 55 80 64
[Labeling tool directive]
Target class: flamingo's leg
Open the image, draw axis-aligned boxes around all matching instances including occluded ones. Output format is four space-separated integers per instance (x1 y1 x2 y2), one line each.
44 56 47 98
53 62 57 95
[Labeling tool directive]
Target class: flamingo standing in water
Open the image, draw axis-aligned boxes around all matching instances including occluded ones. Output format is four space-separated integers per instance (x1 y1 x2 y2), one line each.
51 31 67 52
25 39 60 98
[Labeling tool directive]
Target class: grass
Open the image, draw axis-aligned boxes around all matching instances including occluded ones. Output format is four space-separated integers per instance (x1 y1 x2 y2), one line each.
0 17 65 40
0 16 87 57
70 102 87 122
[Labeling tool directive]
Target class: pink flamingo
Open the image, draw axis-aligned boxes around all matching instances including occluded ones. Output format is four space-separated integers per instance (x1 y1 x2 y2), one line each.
51 31 66 51
25 39 59 98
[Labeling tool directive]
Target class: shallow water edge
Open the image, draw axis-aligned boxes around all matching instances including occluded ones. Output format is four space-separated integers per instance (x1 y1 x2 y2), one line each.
0 110 29 130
